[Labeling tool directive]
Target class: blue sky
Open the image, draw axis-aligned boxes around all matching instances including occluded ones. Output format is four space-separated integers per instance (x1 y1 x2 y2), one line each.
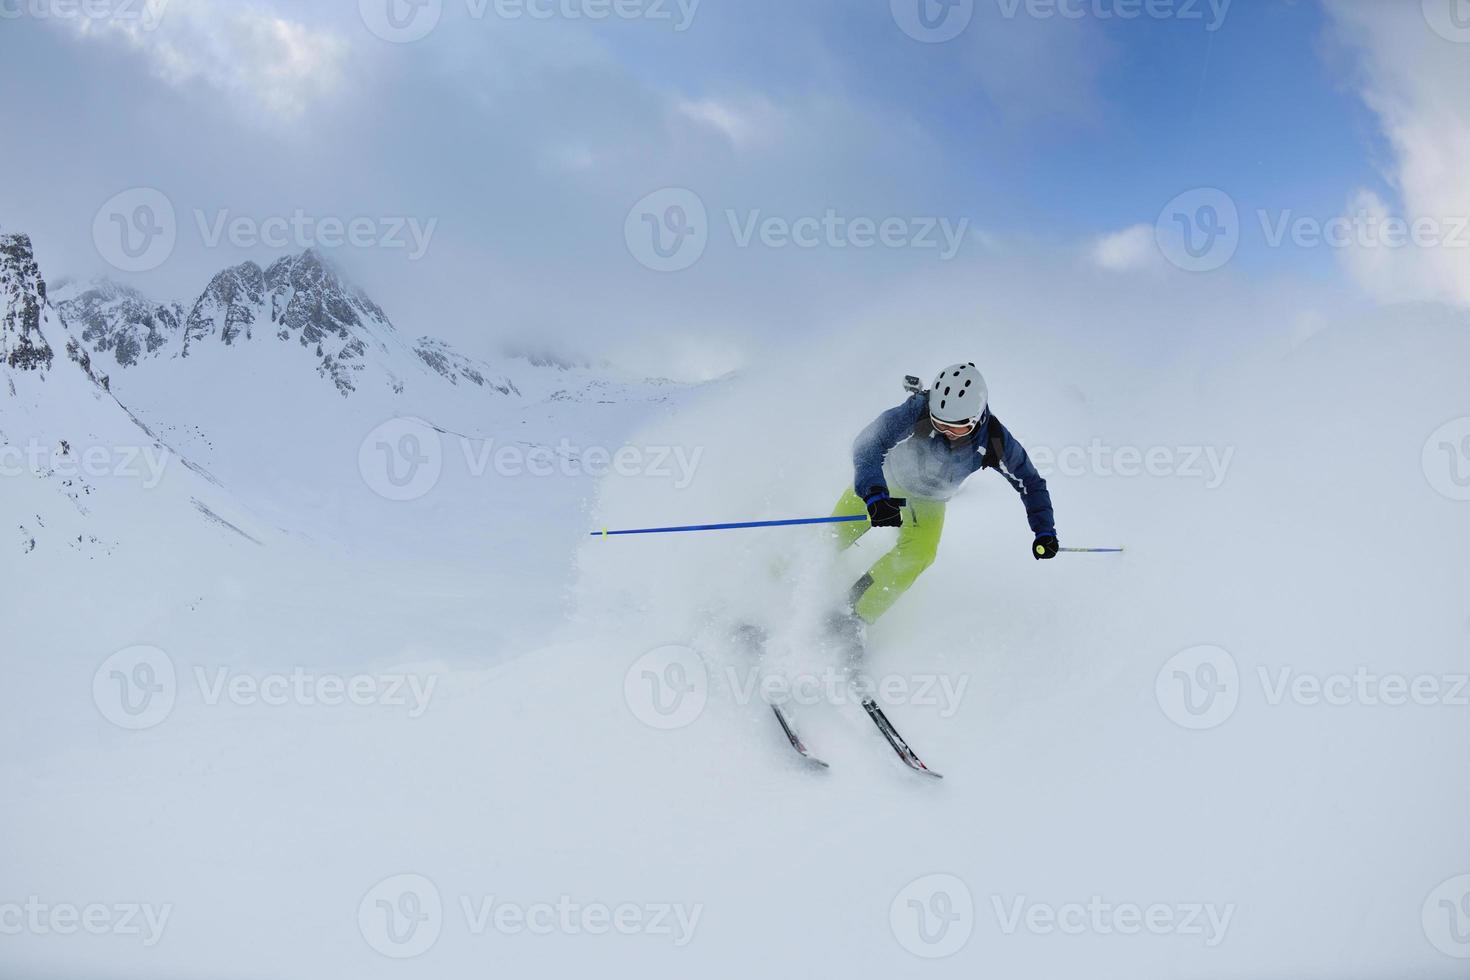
0 1 1465 373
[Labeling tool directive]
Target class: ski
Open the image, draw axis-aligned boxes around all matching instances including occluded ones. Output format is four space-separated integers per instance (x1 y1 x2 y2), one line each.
860 698 942 778
769 703 830 769
736 625 830 769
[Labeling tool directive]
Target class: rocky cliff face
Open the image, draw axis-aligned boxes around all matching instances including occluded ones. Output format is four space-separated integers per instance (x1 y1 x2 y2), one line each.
177 250 388 394
0 228 55 374
413 337 519 395
53 279 183 368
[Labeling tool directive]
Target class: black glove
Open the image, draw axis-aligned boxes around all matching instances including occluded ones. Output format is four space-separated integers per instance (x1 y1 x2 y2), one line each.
1033 534 1059 560
864 488 905 528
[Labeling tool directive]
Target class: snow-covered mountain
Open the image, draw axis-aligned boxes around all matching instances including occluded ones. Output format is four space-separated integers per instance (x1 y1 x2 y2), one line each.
177 250 406 396
412 336 520 395
51 278 183 370
51 248 662 413
1 226 271 561
10 235 703 566
56 250 482 398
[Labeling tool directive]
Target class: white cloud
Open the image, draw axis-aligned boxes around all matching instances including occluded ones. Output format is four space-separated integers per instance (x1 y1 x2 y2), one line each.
1088 224 1156 272
1325 4 1470 306
675 97 786 151
51 0 347 123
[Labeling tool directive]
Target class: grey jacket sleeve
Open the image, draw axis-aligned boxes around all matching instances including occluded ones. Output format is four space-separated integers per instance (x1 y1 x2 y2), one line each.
852 394 926 496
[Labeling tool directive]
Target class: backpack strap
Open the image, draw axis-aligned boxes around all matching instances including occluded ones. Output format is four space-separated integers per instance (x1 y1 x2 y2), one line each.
978 414 1005 470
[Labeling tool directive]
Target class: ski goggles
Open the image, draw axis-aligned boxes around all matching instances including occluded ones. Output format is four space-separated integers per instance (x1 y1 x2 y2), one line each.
930 414 981 437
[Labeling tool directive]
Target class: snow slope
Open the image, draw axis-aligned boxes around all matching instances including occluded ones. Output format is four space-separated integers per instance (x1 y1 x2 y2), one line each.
3 260 1469 979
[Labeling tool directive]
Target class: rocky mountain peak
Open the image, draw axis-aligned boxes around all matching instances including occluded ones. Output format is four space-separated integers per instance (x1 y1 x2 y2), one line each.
54 277 183 368
0 229 55 373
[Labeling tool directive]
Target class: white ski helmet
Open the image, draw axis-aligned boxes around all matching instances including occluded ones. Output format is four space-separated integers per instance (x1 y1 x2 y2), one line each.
929 363 988 425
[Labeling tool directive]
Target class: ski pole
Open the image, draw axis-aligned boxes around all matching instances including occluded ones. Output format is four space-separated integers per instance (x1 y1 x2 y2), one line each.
1059 546 1125 553
591 515 866 537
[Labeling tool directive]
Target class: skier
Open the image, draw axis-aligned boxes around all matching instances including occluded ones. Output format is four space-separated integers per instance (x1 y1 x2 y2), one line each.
831 363 1058 630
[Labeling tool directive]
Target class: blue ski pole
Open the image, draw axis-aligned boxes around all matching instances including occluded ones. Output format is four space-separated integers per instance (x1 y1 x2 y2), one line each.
591 514 867 537
1058 546 1125 553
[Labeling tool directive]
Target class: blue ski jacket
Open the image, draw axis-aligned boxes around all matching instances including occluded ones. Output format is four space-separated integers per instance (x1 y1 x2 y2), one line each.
852 393 1056 537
